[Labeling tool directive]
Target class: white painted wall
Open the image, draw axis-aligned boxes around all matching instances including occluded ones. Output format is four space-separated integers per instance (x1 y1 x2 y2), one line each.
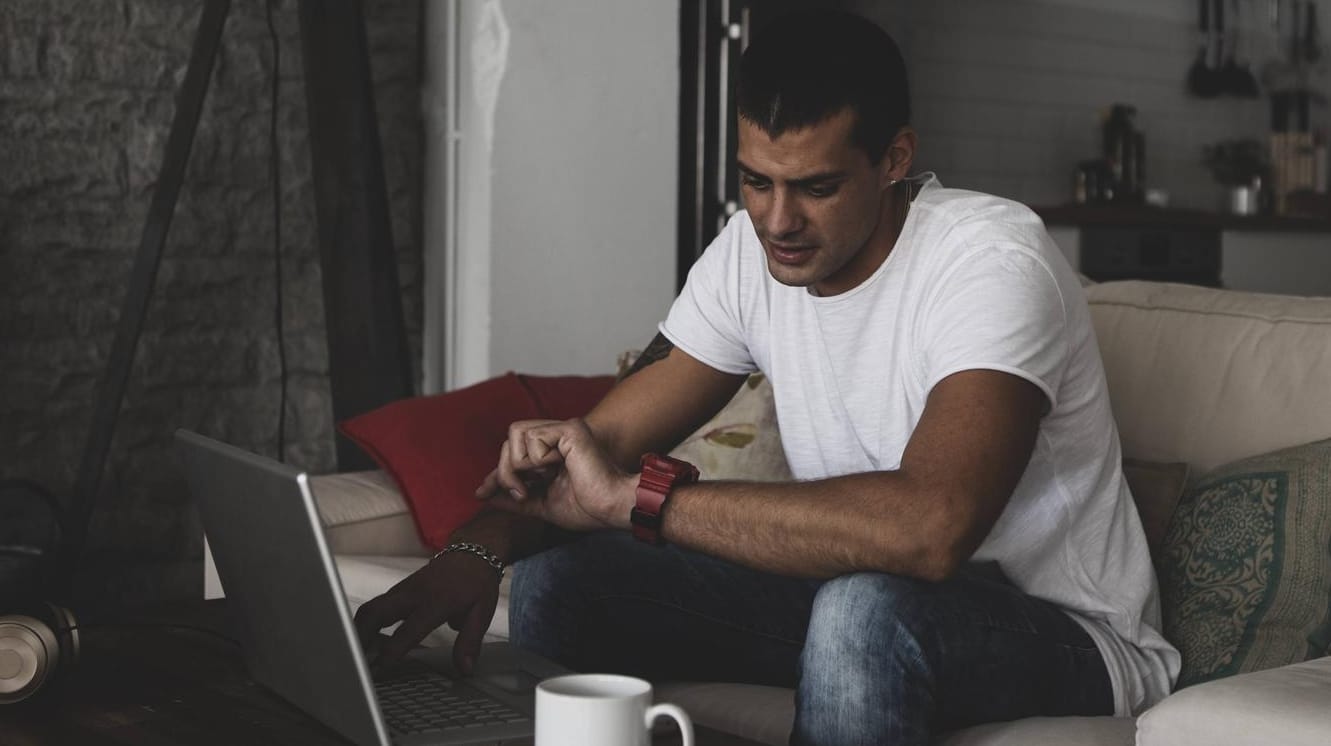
422 0 678 388
485 1 678 377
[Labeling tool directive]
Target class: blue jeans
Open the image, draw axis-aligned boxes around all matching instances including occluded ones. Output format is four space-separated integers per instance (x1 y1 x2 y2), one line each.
509 531 1112 745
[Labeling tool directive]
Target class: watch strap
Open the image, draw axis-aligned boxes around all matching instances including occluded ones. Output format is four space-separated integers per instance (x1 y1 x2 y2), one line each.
631 453 699 545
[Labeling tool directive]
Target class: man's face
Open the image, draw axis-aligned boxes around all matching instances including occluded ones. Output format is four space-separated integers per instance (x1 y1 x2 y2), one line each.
737 108 903 297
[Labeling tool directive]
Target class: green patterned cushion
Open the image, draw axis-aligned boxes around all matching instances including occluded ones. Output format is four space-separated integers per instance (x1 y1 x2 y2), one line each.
1159 438 1331 689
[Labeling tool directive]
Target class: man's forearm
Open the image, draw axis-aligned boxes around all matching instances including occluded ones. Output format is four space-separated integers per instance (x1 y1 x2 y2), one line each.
584 333 747 473
448 509 552 565
660 473 970 581
645 370 1041 580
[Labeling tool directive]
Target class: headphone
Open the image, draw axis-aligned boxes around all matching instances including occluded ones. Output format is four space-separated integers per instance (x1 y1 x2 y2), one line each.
0 602 80 704
0 479 79 704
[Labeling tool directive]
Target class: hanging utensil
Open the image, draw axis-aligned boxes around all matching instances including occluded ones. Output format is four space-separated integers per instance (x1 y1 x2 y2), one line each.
1268 0 1282 62
1189 0 1221 96
1290 0 1303 63
1304 1 1321 63
1232 0 1261 97
1219 0 1243 93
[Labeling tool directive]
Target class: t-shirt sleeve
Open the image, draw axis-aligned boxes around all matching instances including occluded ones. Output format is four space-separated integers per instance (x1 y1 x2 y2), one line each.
658 215 758 375
917 246 1068 409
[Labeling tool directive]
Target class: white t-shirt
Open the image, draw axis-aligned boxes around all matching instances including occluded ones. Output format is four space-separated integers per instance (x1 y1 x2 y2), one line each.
659 174 1180 716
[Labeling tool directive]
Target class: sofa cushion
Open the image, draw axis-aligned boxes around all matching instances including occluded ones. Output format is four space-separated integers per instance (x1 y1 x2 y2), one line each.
1136 656 1331 746
1086 281 1331 474
654 682 793 746
309 471 430 557
654 680 1135 746
338 373 615 549
1121 459 1189 564
939 716 1135 746
1159 438 1331 689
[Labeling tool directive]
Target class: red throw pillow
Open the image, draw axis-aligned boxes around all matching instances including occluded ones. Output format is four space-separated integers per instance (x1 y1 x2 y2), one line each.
517 374 616 421
338 373 616 549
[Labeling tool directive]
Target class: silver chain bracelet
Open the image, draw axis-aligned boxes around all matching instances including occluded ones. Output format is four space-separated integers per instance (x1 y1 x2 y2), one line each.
433 541 505 581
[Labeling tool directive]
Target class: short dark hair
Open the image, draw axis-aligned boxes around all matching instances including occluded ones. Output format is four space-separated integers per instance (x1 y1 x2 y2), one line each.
737 11 910 164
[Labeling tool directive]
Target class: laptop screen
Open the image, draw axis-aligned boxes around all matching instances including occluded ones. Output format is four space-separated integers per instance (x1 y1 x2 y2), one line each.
176 429 389 746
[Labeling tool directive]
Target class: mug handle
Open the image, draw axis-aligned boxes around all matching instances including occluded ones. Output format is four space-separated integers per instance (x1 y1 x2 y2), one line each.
644 702 694 746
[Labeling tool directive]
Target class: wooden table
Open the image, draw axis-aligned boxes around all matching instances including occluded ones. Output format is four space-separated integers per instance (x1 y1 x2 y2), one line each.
0 600 761 745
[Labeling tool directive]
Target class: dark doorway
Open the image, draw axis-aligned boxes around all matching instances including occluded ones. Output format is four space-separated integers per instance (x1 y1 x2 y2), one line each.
676 0 841 288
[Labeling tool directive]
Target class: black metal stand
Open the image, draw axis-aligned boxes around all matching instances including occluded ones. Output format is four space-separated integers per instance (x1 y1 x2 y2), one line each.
55 0 412 601
56 0 232 602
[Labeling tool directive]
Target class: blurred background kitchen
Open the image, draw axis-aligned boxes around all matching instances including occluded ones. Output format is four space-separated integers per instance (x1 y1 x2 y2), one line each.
837 0 1331 294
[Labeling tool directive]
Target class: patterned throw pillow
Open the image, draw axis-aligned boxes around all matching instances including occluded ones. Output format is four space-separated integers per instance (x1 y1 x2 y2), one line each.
667 372 791 483
1159 438 1331 689
617 349 791 482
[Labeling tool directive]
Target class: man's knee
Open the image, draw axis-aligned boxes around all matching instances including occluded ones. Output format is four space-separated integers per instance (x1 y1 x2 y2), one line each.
801 572 937 695
803 572 934 664
794 572 939 745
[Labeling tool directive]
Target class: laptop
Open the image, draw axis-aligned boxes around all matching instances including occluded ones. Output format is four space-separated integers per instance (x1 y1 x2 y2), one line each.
175 429 570 745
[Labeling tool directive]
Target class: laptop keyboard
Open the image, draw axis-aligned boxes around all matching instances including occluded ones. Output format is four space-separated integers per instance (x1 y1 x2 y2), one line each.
376 672 530 735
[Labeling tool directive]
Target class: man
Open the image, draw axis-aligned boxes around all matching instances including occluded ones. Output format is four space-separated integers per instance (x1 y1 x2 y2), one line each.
355 11 1179 745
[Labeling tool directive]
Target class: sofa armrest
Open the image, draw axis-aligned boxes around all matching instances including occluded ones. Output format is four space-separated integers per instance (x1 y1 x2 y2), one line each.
202 470 431 599
308 471 432 557
1136 657 1331 746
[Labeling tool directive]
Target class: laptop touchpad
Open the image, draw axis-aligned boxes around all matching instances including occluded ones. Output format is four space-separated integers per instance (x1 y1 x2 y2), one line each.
478 669 542 696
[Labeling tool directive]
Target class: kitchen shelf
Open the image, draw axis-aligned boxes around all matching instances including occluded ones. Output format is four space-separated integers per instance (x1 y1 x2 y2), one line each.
1032 204 1331 233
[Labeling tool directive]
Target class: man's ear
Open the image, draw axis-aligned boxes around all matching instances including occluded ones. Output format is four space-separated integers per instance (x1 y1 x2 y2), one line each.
879 127 918 188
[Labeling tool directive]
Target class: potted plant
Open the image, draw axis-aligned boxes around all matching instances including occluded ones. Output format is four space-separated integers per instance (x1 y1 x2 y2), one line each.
1202 138 1269 215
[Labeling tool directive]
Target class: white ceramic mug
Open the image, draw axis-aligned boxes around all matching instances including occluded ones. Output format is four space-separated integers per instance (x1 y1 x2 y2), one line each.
535 673 694 746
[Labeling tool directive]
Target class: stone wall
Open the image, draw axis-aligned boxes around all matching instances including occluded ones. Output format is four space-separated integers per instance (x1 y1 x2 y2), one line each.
0 0 422 608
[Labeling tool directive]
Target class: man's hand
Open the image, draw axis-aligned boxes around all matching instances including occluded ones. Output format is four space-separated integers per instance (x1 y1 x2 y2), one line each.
475 418 637 532
352 551 500 674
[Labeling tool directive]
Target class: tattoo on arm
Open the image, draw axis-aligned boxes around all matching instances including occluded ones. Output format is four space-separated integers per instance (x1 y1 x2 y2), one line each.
621 333 674 380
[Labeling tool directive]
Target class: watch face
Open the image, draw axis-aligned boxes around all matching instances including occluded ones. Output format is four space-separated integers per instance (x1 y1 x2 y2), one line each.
642 454 699 482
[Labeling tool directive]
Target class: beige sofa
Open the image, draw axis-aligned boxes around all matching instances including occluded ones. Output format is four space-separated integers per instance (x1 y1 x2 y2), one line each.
205 279 1331 745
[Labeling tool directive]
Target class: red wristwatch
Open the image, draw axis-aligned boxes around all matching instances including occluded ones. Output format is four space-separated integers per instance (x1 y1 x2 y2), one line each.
630 454 699 545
